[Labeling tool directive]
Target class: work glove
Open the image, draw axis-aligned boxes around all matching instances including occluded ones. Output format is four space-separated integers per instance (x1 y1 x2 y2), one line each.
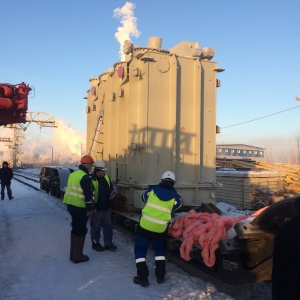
109 192 117 207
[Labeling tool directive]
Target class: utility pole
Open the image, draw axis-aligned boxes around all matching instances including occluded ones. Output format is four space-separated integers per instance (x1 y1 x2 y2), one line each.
50 146 54 165
79 142 82 158
296 97 300 164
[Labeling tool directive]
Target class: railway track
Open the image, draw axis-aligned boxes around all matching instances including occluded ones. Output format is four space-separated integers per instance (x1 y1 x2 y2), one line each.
13 172 211 281
13 173 41 191
12 171 274 287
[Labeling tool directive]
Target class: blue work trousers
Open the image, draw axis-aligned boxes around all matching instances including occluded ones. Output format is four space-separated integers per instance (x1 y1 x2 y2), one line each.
90 208 113 246
134 234 166 260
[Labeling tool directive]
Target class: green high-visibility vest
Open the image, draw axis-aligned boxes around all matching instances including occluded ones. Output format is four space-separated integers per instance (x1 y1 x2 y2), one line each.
63 170 87 208
140 190 175 233
91 174 110 203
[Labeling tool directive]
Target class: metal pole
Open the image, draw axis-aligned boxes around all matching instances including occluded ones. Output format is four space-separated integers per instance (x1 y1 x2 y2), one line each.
50 146 53 164
13 127 17 169
79 142 82 158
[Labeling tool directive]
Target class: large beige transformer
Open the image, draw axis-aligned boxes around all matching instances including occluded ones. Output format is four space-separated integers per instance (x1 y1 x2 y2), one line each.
86 37 223 209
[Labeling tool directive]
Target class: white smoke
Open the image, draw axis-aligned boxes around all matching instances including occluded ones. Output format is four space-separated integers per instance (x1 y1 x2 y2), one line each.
113 2 141 61
47 119 86 165
0 120 86 167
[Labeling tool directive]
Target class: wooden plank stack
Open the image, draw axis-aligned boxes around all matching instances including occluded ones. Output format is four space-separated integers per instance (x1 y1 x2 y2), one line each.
216 159 300 209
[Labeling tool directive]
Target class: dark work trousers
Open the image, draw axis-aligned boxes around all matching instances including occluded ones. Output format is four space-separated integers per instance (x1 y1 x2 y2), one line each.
1 183 12 199
90 207 113 245
134 234 166 260
68 205 89 237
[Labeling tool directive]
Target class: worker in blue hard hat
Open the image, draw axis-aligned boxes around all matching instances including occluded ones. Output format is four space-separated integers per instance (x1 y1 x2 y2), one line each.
133 171 184 287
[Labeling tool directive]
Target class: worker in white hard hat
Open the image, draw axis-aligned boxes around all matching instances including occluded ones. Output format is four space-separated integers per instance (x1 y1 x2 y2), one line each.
89 160 117 252
133 171 184 287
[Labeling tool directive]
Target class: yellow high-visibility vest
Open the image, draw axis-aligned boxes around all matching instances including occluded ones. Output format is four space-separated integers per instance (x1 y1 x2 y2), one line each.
140 190 175 233
63 170 87 208
91 174 110 203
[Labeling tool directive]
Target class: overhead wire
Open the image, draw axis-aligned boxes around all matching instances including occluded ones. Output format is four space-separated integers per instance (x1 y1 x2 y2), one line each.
221 105 300 129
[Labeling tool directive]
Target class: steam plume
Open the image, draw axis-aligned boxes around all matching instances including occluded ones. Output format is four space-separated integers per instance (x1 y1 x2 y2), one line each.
0 120 85 166
113 2 140 60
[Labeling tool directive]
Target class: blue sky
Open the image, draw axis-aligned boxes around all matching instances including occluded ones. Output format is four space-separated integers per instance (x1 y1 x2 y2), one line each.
1 0 300 161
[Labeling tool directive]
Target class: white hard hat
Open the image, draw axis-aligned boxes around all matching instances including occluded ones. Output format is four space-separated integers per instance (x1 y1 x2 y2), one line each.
93 160 107 170
161 171 175 181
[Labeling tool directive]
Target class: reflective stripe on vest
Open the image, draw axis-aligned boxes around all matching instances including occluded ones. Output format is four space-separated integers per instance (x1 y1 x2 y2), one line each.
63 170 86 208
92 174 110 203
139 189 175 233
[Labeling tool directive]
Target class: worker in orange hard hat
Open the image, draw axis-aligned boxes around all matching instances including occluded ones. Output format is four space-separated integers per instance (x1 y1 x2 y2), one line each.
63 154 95 263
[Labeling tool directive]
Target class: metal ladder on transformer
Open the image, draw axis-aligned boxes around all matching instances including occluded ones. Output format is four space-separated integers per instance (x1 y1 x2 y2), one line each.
89 94 105 156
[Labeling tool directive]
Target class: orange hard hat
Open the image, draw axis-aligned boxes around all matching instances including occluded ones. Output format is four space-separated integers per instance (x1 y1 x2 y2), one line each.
80 155 94 164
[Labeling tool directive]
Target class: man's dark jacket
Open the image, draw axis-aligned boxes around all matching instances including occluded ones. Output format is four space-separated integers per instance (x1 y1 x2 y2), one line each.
272 198 300 300
0 162 13 185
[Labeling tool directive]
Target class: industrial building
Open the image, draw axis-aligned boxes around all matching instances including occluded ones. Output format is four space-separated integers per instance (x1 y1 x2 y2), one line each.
216 144 265 161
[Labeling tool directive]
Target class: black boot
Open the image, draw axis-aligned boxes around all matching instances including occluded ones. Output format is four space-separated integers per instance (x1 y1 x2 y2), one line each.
133 276 149 287
104 238 118 251
133 261 149 287
73 236 89 263
92 241 105 252
69 234 75 261
105 243 117 251
155 259 166 284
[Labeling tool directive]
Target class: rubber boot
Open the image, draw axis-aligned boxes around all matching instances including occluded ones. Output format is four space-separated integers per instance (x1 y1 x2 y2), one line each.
155 259 166 284
133 261 149 287
73 236 89 263
69 234 75 261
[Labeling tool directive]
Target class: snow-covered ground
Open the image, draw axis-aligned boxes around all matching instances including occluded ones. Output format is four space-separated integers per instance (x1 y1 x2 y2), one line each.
0 169 271 300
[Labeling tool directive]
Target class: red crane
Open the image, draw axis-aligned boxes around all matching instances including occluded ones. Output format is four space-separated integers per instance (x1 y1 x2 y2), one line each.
0 82 32 125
